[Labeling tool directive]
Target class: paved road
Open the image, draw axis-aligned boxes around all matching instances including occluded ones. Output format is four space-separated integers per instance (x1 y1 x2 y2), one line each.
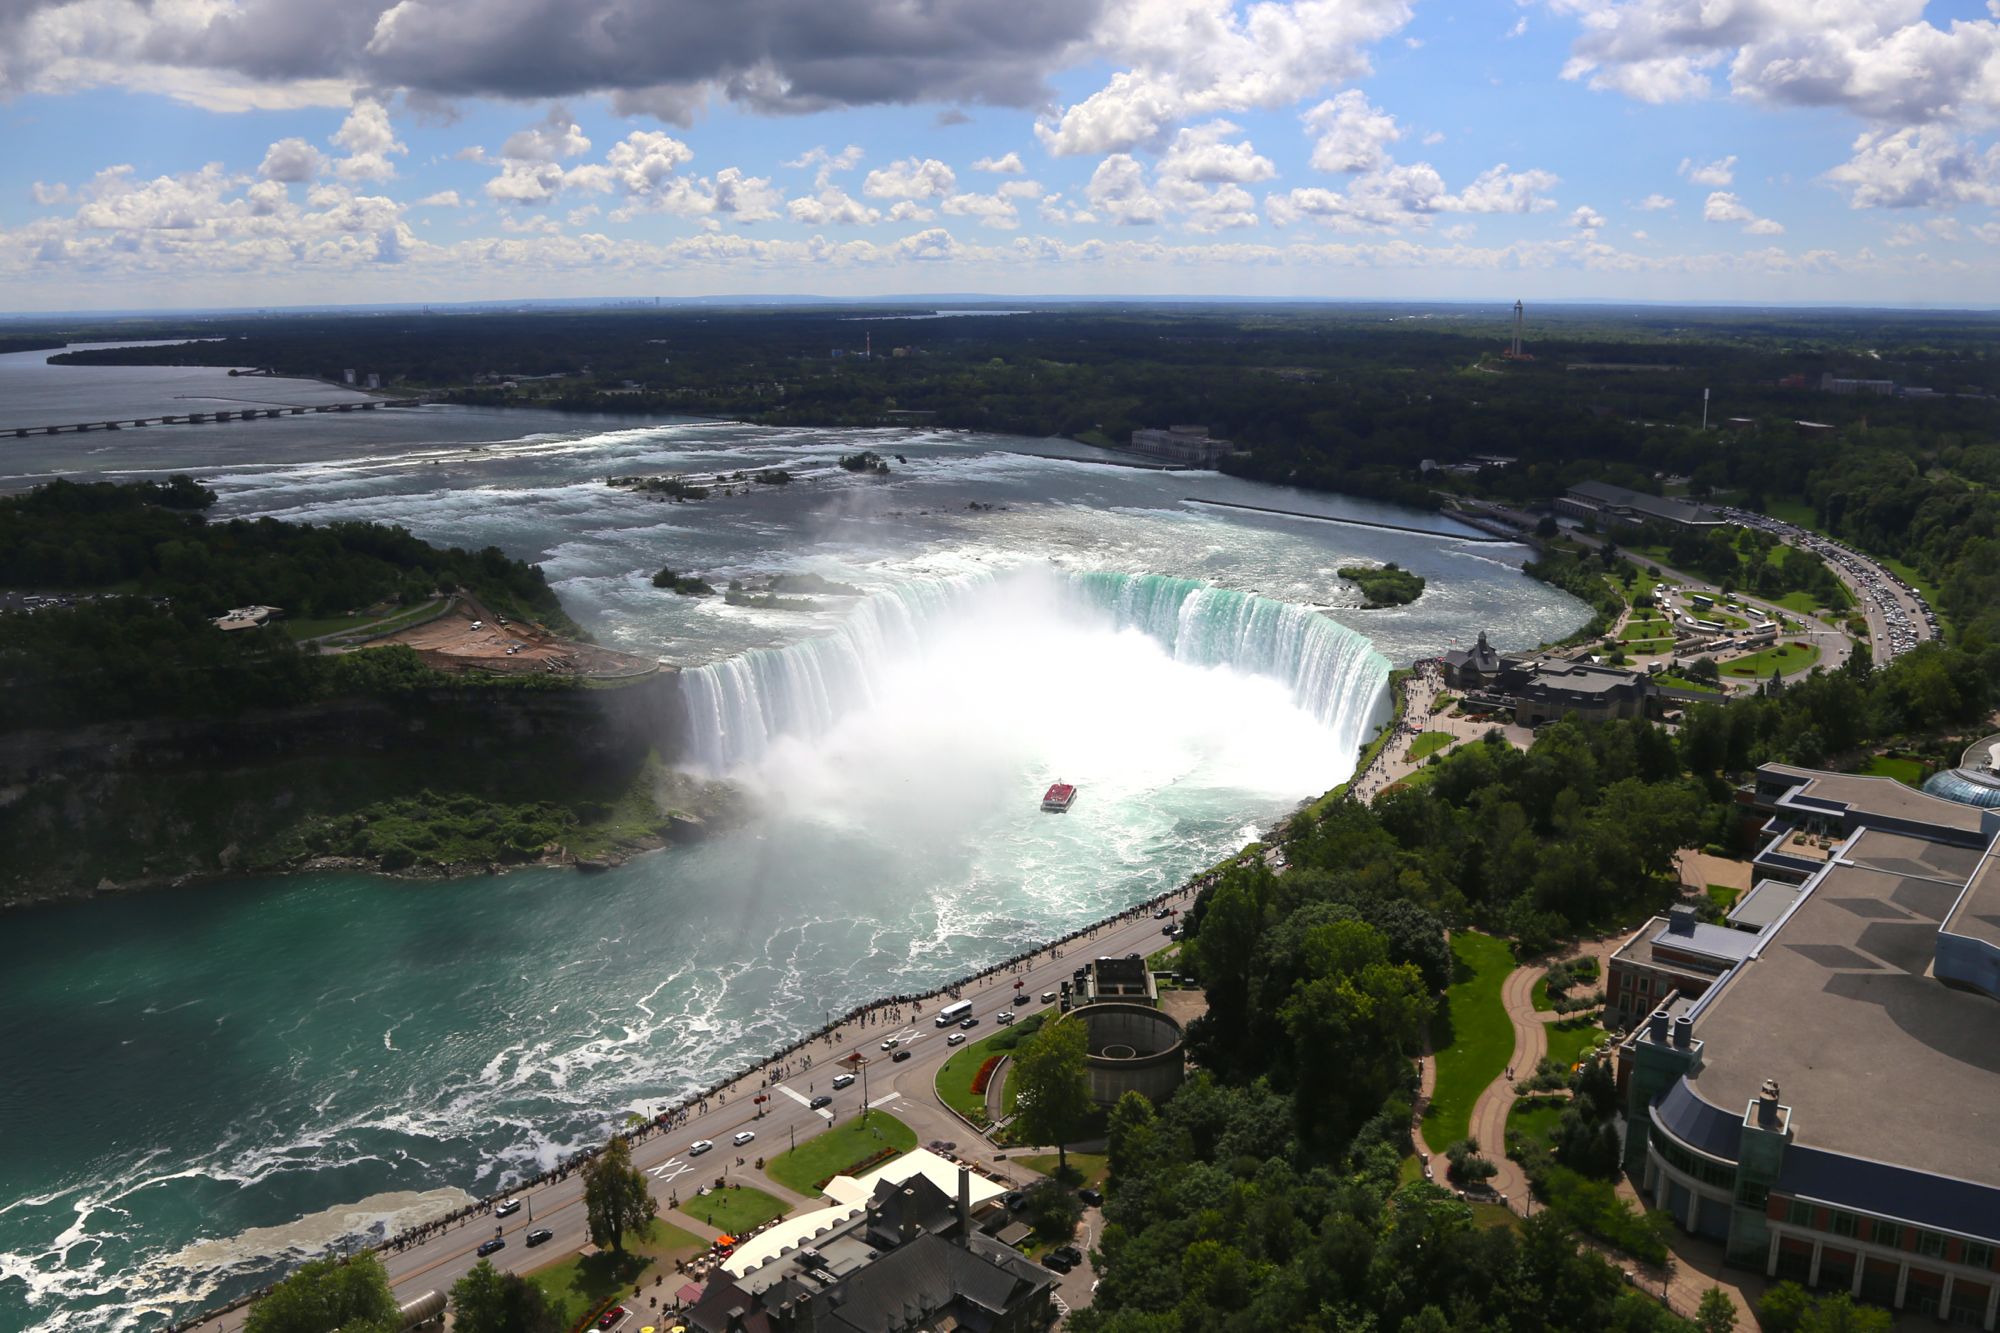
1720 506 1938 660
185 884 1200 1332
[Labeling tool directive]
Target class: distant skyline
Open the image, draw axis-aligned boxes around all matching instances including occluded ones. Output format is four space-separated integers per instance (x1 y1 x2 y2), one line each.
4 0 2000 311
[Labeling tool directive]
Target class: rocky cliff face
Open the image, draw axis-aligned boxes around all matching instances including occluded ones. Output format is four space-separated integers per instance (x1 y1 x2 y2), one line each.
0 674 689 907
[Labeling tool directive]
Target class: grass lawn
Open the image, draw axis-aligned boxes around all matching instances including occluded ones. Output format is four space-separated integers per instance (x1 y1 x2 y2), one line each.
1530 975 1553 1012
1471 1201 1522 1232
1860 754 1928 786
525 1218 705 1327
1619 617 1673 641
1725 641 1820 676
1621 638 1674 655
1769 591 1830 616
680 1182 789 1235
1407 731 1455 761
1508 1098 1568 1154
1763 497 1819 528
284 598 443 641
1655 673 1722 694
1706 884 1741 911
1545 1019 1606 1072
1398 1154 1424 1185
765 1112 915 1195
1019 1151 1111 1191
935 1012 1047 1124
1424 931 1517 1151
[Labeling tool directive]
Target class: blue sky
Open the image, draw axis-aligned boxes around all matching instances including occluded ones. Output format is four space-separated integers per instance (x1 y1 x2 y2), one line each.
3 0 1998 311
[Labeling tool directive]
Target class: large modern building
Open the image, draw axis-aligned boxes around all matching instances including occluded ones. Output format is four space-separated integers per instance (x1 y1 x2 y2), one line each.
1616 764 2000 1329
1557 481 1728 531
1128 425 1233 467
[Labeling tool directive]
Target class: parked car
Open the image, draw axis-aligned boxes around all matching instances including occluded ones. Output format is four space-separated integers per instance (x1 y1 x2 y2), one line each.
832 1073 855 1089
733 1130 756 1146
688 1139 714 1156
477 1237 506 1256
946 1032 967 1046
892 1048 912 1062
597 1306 628 1330
494 1199 521 1218
1043 1251 1076 1273
526 1227 554 1247
1004 1191 1027 1211
1078 1188 1103 1207
880 1037 900 1051
1041 990 1057 1003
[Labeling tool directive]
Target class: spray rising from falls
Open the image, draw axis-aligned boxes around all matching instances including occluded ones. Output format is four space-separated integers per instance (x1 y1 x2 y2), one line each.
680 568 1390 773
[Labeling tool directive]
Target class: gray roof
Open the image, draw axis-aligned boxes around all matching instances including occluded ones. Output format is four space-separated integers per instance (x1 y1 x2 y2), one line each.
1943 846 2000 948
1683 826 2000 1192
1758 763 1989 841
1565 480 1724 526
1727 880 1803 930
820 1232 1052 1333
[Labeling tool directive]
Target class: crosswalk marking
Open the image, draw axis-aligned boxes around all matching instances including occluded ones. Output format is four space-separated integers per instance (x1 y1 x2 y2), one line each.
649 1158 693 1187
777 1085 811 1107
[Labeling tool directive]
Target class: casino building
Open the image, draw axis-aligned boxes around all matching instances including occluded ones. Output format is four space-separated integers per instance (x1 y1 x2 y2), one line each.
1614 764 2000 1328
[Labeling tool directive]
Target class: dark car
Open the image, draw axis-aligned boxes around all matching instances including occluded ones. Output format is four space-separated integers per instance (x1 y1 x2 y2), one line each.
809 1094 833 1109
1043 1250 1076 1273
959 1016 979 1029
477 1237 506 1256
526 1227 554 1247
1051 1245 1085 1267
1078 1188 1103 1207
892 1048 913 1062
1004 1191 1026 1212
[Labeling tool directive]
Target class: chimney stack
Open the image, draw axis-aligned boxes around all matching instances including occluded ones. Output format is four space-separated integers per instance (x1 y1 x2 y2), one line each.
957 1164 972 1244
1672 1015 1695 1048
1757 1079 1781 1127
1647 1008 1669 1042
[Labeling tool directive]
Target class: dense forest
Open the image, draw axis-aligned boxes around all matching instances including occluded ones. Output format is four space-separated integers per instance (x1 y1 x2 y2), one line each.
0 477 575 727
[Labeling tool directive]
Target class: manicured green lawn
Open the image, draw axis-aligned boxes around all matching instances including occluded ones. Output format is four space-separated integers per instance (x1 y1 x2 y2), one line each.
1424 932 1517 1151
1019 1151 1111 1190
283 597 443 641
1530 975 1552 1012
765 1112 915 1194
1508 1098 1567 1153
1769 591 1828 615
680 1182 788 1235
1861 754 1927 786
1725 642 1820 676
1655 673 1722 694
1545 1019 1606 1072
1407 731 1454 761
1621 638 1674 655
1706 884 1741 911
935 1012 1046 1124
525 1217 705 1327
1619 618 1673 641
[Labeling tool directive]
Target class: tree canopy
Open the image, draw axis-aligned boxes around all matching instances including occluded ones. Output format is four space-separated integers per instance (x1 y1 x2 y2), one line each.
582 1136 657 1253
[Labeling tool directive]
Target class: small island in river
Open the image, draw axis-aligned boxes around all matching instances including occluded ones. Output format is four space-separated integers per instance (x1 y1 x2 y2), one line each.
1338 562 1426 608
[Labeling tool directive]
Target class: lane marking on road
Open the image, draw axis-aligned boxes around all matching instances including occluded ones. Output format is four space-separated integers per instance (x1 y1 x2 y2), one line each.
777 1086 811 1107
868 1094 902 1109
649 1158 693 1188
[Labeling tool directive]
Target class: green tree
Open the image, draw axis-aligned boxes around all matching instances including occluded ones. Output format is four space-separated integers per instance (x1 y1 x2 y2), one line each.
582 1136 658 1254
449 1259 561 1333
244 1254 398 1333
1013 1013 1094 1176
1695 1286 1738 1333
1800 1293 1893 1333
1757 1281 1813 1333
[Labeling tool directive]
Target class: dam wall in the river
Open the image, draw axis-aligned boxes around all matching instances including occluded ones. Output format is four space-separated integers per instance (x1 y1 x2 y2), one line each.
0 673 689 906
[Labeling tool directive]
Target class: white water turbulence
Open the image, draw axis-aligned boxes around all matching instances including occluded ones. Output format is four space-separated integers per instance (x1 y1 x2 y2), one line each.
681 566 1390 801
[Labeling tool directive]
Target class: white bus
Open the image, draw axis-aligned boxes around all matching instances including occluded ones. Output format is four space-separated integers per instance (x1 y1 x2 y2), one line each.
936 1000 973 1027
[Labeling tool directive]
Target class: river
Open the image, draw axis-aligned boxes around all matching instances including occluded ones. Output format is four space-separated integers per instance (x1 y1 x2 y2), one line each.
0 350 1588 1332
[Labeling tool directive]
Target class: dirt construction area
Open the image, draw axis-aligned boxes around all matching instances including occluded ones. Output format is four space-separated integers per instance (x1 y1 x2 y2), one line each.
364 599 657 679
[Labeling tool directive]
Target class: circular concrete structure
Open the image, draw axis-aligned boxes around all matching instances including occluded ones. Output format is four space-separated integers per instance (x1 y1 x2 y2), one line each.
1076 1003 1185 1106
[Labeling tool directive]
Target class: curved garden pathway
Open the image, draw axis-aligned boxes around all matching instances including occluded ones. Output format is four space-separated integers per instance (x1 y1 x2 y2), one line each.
1464 960 1549 1209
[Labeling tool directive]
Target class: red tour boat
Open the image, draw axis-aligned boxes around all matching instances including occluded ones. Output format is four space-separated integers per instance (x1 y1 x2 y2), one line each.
1041 781 1078 813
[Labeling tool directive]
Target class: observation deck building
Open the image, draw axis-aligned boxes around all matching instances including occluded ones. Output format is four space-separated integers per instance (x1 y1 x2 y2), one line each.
1615 764 2000 1328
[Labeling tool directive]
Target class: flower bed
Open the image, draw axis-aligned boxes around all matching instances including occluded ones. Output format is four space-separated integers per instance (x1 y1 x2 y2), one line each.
970 1055 1002 1097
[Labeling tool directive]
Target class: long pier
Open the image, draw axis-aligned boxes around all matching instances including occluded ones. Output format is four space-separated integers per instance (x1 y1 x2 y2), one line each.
5 399 404 438
1181 496 1521 543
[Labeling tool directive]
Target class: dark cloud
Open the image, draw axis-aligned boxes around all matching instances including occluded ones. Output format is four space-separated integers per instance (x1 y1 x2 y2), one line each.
75 0 1105 114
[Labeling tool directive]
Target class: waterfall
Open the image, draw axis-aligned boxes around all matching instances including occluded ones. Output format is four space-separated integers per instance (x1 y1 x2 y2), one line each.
679 568 1391 772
